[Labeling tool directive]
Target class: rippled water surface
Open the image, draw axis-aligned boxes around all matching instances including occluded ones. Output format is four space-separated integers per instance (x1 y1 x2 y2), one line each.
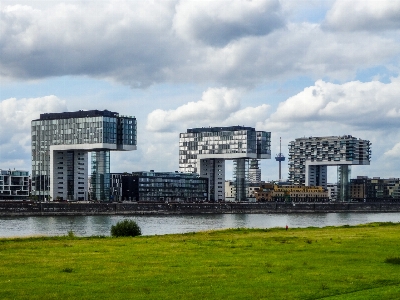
1 212 400 237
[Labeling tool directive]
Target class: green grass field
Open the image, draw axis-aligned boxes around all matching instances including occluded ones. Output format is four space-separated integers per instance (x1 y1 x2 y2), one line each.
1 223 400 299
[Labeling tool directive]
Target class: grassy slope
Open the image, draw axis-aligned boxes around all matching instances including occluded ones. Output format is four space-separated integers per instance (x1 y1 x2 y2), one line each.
1 223 400 299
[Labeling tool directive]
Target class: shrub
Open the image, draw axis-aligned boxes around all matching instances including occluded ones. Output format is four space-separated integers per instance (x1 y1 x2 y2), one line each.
62 267 73 273
111 219 141 237
385 256 400 265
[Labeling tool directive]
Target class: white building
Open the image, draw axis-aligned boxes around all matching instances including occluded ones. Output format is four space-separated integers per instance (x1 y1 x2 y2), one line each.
179 126 271 201
31 110 136 201
225 180 262 202
327 183 337 201
225 180 235 201
288 135 371 201
248 159 261 184
0 169 29 200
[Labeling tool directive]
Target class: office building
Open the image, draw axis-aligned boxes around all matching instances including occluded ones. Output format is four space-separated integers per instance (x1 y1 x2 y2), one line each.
0 169 29 200
224 180 263 202
350 176 400 201
31 110 136 201
179 126 271 201
110 171 208 202
288 135 371 201
326 183 338 201
225 180 235 201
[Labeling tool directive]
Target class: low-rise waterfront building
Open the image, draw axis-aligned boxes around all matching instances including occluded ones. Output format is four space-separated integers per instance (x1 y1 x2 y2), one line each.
255 183 329 202
327 183 338 201
224 180 235 201
0 169 30 200
350 176 400 201
110 171 208 202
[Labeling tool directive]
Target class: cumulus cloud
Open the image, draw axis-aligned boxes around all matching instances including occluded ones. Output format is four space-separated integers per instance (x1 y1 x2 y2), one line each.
173 0 285 46
146 87 270 132
0 96 67 167
269 77 400 129
0 1 399 87
0 1 179 86
325 0 400 31
385 143 400 158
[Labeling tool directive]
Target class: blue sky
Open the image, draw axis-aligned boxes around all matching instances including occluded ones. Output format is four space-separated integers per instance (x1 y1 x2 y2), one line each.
1 0 400 182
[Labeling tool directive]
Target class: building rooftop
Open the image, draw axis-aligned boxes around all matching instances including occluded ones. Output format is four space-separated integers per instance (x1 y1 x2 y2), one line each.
187 126 255 133
37 110 120 121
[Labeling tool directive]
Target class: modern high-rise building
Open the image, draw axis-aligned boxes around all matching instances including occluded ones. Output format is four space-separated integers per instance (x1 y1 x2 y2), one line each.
179 126 271 201
31 110 136 201
288 135 371 201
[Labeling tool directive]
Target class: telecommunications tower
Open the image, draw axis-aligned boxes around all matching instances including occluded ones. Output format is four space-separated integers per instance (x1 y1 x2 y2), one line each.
275 137 285 181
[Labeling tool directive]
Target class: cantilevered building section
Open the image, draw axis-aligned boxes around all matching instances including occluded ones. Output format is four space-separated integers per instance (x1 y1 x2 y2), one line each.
288 135 371 201
179 126 271 201
31 110 136 201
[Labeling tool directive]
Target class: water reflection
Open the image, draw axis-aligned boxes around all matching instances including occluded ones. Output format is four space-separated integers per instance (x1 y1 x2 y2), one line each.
0 213 400 238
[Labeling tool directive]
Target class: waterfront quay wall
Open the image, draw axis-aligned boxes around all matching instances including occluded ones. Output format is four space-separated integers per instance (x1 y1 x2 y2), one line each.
1 201 400 216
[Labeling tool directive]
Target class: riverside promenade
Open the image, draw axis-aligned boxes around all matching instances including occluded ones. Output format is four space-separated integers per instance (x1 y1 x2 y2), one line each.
1 201 400 216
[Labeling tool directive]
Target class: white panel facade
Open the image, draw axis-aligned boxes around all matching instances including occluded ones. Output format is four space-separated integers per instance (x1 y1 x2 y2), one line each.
74 152 88 200
199 158 225 201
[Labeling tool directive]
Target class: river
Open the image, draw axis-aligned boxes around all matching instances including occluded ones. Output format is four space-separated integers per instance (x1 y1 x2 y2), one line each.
1 212 400 238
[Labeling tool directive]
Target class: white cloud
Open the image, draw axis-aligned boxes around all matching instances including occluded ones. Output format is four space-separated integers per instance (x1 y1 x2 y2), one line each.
254 77 400 179
173 0 285 46
146 87 270 132
224 104 270 126
146 87 242 131
269 78 400 129
385 143 400 158
325 0 400 31
0 1 398 87
0 96 67 168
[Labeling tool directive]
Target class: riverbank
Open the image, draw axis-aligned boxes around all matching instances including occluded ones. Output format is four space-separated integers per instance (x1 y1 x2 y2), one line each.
1 223 400 299
1 201 400 216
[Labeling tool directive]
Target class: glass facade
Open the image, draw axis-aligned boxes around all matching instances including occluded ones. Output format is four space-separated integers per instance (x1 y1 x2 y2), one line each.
179 126 271 173
91 150 110 201
337 165 351 202
31 110 137 201
179 126 271 202
110 171 208 202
